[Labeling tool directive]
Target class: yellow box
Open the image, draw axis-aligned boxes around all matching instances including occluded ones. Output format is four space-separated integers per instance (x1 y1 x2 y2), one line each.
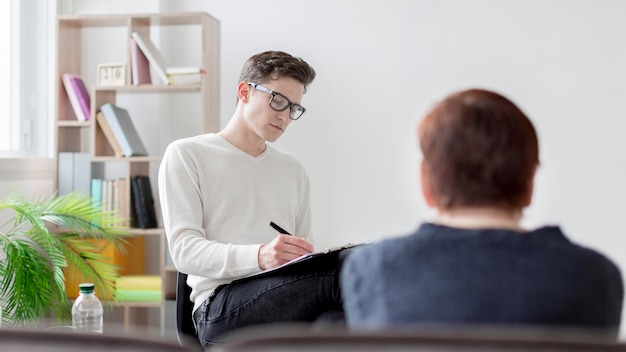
64 236 145 300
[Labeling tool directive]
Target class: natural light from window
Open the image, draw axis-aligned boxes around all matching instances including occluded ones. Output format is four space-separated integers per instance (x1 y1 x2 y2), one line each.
0 0 52 158
0 2 11 150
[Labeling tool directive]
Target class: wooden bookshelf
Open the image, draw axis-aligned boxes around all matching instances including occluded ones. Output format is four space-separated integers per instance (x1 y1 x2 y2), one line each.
55 12 220 335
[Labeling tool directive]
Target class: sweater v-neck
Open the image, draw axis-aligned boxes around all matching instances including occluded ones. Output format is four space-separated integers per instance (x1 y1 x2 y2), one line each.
214 133 270 161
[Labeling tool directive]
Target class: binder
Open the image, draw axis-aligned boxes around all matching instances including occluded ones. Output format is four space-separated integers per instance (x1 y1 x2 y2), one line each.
130 175 157 229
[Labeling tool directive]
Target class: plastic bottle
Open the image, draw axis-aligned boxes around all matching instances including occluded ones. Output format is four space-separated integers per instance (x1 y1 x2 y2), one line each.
71 283 103 333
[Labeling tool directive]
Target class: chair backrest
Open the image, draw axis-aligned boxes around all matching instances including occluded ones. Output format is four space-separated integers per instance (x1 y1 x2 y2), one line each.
176 271 202 350
0 327 192 352
213 324 626 352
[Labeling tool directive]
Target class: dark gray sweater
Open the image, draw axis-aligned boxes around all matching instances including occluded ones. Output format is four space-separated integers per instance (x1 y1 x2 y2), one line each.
341 223 623 332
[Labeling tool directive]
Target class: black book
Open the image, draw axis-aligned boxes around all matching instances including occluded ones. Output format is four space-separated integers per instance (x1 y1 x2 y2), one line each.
131 175 157 228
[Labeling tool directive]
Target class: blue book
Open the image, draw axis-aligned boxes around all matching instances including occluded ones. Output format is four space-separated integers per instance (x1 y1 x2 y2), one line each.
91 178 103 210
99 103 148 157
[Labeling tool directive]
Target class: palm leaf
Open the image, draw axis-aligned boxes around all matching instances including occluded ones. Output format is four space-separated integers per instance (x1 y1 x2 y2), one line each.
0 191 130 326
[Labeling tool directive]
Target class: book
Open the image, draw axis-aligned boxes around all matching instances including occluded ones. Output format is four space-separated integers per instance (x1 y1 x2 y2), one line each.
90 178 103 211
116 177 128 226
131 175 157 229
96 112 124 157
57 153 73 196
99 103 148 157
116 275 161 290
130 31 204 86
112 178 119 224
115 289 162 302
102 179 111 220
129 37 151 85
57 152 91 196
90 178 103 226
165 66 206 76
61 73 91 122
130 32 172 85
166 66 206 85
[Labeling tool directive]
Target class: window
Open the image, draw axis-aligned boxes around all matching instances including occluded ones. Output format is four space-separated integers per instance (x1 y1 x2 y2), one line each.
0 0 56 158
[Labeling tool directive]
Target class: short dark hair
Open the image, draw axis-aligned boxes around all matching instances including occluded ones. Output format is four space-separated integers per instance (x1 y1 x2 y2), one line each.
418 88 539 210
238 51 316 92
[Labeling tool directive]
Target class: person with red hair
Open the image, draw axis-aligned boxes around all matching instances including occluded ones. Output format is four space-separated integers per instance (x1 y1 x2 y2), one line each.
341 88 623 335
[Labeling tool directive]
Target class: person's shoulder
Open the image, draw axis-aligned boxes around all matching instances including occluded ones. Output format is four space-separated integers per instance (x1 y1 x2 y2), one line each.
266 144 307 172
346 229 421 263
267 144 300 162
164 133 222 156
535 226 623 279
167 133 217 148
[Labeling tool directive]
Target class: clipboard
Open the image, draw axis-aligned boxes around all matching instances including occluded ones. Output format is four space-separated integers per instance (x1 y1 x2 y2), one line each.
239 242 364 280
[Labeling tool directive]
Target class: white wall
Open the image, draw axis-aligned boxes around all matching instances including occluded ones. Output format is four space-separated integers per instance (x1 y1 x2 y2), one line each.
66 0 626 337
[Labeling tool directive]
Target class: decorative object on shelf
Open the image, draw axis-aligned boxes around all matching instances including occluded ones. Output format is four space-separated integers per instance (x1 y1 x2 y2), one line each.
61 73 91 122
0 191 130 327
97 63 126 86
98 103 149 157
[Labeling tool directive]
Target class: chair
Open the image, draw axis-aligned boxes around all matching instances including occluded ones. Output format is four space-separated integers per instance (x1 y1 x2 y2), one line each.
213 324 626 352
176 271 202 350
0 327 191 352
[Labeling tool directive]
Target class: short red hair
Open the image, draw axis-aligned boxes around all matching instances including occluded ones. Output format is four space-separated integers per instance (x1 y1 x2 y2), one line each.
418 89 539 210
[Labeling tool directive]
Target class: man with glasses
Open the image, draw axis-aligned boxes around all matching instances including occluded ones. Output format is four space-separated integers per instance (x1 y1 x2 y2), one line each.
159 51 344 348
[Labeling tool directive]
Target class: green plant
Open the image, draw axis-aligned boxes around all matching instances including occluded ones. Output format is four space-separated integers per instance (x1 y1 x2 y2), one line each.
0 191 130 326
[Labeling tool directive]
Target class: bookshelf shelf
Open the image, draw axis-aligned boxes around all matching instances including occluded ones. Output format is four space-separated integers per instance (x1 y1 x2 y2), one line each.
55 12 220 334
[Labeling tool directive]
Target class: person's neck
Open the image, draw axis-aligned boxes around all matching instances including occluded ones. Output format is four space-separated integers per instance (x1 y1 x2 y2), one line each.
434 206 525 232
218 119 266 157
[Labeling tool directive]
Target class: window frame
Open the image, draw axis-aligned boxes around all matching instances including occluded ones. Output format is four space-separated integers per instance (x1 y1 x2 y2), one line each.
0 0 58 158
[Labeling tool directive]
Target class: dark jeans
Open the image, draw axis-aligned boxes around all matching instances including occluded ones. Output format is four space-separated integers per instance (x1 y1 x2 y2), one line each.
193 251 345 348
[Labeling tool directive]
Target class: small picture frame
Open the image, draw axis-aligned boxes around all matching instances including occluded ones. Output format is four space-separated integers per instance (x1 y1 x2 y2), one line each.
97 63 126 86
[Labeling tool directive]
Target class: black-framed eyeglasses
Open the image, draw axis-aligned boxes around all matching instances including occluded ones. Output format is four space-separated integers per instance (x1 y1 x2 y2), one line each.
247 82 306 120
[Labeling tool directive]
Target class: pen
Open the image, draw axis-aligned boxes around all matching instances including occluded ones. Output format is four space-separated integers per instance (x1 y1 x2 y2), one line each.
270 221 292 236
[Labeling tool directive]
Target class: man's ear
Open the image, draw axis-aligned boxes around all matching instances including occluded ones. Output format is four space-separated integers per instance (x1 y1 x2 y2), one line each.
237 81 251 103
420 160 437 207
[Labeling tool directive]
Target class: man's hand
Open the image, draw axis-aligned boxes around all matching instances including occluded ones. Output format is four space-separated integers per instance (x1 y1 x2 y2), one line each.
258 235 314 270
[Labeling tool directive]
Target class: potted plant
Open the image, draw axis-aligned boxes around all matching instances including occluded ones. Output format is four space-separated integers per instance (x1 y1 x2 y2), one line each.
0 191 130 326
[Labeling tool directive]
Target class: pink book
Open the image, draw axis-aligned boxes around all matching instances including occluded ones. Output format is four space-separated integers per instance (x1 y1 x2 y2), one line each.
61 73 91 122
129 38 151 85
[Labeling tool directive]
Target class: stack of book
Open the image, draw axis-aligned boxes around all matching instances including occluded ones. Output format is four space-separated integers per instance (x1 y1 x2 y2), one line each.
115 275 162 302
91 177 128 226
90 175 157 229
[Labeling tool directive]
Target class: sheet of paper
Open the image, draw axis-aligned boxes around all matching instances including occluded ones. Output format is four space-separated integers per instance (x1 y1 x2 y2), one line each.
240 242 363 280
